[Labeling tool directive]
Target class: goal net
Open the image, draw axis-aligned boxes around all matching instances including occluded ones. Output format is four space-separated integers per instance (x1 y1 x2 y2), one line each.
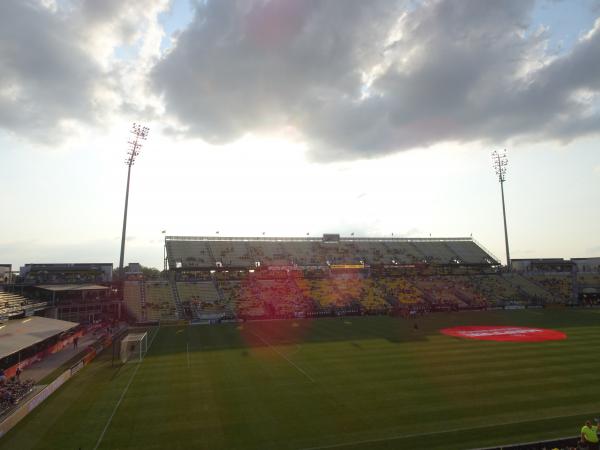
120 332 148 364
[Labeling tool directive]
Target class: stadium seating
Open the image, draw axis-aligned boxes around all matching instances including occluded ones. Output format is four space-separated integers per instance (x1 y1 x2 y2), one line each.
469 274 520 305
123 281 143 320
160 236 587 320
502 273 557 303
144 282 178 321
124 281 177 322
176 281 230 318
372 277 424 305
412 276 467 307
209 241 254 267
525 273 573 302
166 236 499 269
578 273 600 287
0 291 48 319
145 268 587 321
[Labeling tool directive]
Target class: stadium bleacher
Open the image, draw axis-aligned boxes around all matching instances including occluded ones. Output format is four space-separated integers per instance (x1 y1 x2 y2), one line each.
525 273 573 302
469 274 521 305
144 235 594 321
166 236 500 270
0 291 48 319
503 273 558 304
123 281 178 322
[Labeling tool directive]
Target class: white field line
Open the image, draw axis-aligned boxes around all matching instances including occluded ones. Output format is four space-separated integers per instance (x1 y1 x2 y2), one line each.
93 327 159 450
300 410 594 450
249 329 315 383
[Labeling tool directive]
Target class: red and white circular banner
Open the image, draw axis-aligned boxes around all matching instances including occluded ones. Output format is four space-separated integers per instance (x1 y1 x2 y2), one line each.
440 325 567 342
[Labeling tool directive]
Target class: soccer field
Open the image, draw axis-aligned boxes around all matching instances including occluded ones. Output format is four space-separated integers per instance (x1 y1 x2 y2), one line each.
2 309 599 450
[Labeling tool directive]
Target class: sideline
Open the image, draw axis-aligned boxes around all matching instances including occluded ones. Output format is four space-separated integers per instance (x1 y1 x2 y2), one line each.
93 327 159 450
248 329 315 383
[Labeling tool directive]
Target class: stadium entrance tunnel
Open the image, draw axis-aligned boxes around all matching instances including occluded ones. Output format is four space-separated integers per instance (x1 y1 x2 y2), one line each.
440 325 567 342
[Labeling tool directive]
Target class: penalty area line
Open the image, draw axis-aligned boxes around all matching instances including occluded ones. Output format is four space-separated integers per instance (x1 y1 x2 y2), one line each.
249 329 315 383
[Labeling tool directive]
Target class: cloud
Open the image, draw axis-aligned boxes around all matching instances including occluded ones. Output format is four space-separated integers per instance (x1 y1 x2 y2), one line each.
0 0 167 143
152 0 600 161
0 1 100 141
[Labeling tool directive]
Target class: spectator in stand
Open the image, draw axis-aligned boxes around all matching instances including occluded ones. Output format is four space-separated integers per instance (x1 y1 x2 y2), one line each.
0 369 5 385
581 420 599 449
15 366 21 381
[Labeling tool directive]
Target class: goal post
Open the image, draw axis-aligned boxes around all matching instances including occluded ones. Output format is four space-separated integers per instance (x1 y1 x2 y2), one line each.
120 332 148 364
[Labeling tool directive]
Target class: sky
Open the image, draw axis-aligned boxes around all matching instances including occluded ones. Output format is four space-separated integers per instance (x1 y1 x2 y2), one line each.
1 0 599 270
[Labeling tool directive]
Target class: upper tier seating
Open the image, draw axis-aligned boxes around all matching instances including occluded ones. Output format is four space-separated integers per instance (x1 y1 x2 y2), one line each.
166 237 498 269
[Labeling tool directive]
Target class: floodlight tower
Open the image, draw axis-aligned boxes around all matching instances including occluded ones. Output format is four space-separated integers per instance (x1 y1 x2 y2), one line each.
118 123 149 280
492 150 511 271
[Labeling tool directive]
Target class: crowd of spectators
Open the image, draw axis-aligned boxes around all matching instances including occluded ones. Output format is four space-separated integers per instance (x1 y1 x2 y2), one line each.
0 371 34 416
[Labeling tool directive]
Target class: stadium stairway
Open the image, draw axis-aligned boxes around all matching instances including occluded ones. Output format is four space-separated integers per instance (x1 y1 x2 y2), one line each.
206 243 217 266
407 242 426 261
212 278 227 305
169 278 184 319
140 282 148 322
504 273 558 304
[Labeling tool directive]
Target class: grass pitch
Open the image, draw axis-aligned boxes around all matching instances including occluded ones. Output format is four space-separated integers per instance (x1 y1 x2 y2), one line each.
2 309 600 450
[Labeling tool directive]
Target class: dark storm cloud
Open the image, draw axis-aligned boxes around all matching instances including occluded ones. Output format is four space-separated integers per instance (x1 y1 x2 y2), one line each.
152 0 600 161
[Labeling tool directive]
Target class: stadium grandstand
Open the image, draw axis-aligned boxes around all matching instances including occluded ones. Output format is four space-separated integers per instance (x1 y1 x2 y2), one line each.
2 263 117 324
164 234 498 268
0 291 48 321
118 234 600 324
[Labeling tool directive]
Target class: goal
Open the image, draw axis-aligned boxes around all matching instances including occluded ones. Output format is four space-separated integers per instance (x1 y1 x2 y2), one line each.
120 332 148 364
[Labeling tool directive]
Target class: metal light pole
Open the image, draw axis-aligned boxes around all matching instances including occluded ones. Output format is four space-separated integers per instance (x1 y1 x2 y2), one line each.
492 150 511 271
162 230 167 273
119 123 149 280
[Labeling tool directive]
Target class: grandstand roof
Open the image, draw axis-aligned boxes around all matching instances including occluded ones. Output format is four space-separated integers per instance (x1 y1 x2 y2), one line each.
0 316 78 360
36 284 110 292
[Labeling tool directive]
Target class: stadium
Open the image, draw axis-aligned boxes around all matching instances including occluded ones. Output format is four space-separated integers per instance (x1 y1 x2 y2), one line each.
1 232 600 450
2 1 600 450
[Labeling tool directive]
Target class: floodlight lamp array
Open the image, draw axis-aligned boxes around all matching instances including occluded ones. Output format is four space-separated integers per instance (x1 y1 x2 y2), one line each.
125 123 150 166
491 150 508 182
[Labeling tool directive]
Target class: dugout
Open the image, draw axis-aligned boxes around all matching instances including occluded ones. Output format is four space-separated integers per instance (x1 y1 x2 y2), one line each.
0 316 79 376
